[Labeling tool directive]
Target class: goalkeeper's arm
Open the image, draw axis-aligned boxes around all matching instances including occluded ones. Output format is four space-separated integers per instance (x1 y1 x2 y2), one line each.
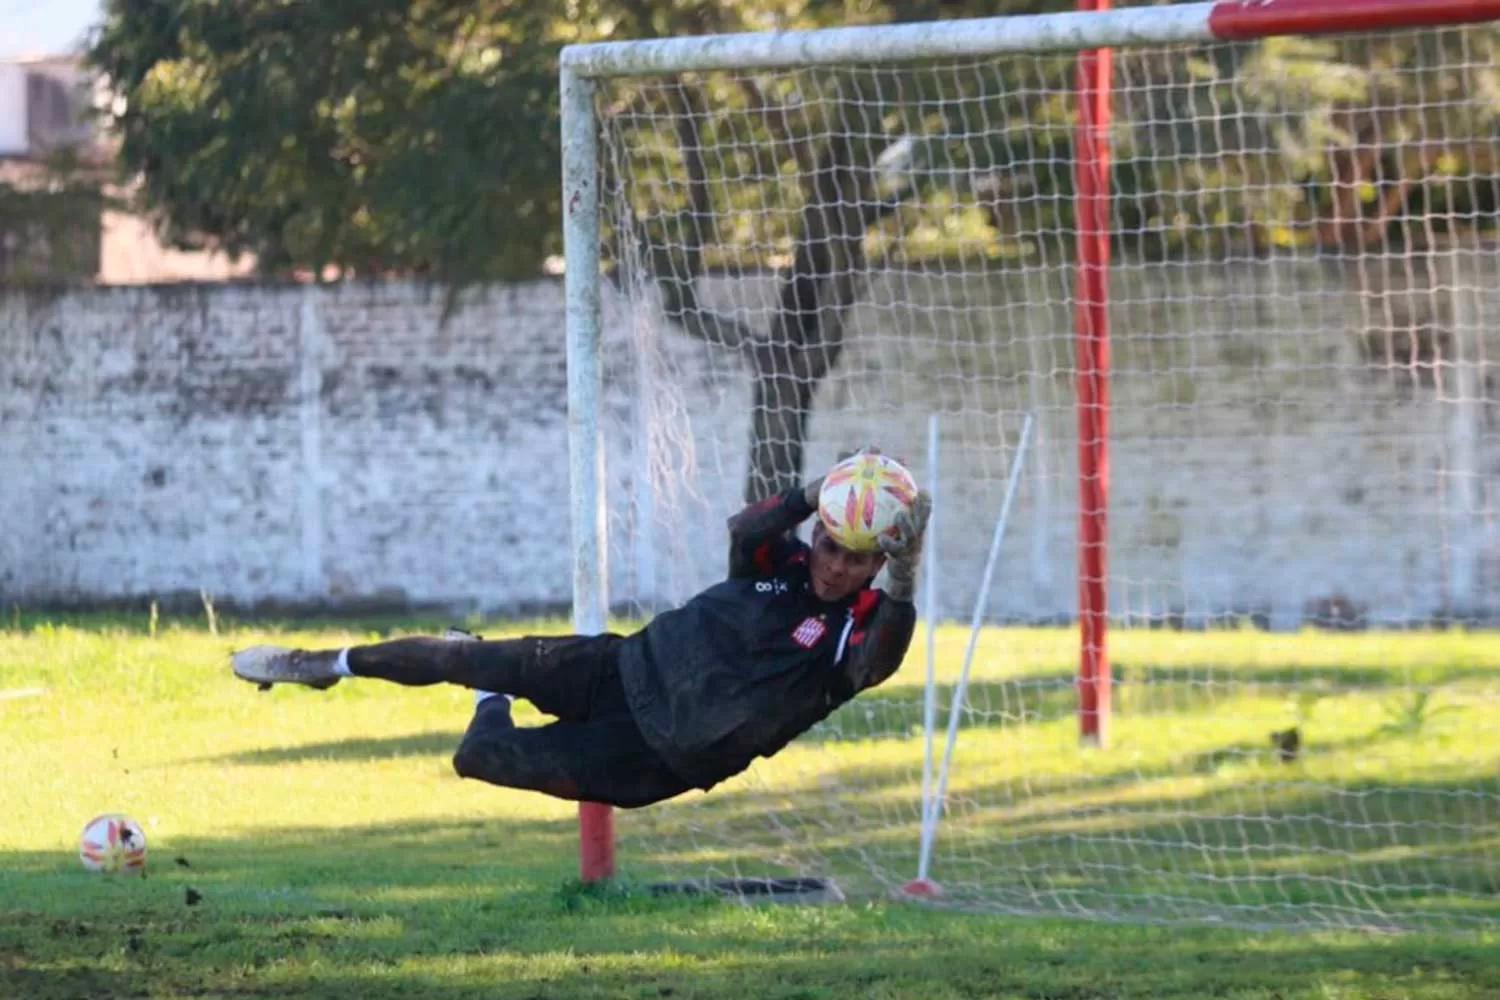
836 595 918 697
834 490 932 696
724 479 822 578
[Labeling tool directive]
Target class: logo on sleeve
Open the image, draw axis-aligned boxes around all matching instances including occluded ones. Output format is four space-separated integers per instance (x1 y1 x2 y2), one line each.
791 616 828 649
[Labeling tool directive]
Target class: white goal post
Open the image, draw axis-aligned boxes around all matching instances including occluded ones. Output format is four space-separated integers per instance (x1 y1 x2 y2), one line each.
561 0 1500 928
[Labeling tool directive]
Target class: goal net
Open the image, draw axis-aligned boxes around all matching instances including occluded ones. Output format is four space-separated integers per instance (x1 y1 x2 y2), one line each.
564 2 1500 930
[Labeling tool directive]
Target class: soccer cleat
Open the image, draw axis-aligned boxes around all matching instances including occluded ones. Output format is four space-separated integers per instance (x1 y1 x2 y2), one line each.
230 644 341 690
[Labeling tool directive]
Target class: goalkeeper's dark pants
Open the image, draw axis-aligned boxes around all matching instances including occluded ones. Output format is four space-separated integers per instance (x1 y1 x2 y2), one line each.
348 634 693 809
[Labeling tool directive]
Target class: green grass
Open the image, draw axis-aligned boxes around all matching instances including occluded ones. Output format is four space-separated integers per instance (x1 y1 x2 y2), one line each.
3 615 1499 999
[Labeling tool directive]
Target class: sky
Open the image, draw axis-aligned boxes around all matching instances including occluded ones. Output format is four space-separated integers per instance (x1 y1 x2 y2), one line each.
1 0 102 59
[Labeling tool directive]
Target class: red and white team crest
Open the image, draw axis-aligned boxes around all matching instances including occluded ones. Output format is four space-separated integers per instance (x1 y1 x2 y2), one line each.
791 616 827 649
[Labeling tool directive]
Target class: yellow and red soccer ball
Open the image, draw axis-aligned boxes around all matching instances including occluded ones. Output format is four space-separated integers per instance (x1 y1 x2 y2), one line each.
78 813 147 874
817 452 919 553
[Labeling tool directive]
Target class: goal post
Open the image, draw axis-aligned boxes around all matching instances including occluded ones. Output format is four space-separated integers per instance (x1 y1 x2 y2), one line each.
561 0 1500 926
560 60 615 883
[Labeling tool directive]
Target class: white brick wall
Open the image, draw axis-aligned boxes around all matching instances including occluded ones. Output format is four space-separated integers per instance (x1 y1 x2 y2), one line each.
3 253 1498 625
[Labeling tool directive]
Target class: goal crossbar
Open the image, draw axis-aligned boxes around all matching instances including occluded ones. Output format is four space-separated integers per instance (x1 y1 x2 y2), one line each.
560 0 1500 77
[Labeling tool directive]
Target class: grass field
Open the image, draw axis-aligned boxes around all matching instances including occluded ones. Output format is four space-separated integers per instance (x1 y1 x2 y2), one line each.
3 614 1499 1000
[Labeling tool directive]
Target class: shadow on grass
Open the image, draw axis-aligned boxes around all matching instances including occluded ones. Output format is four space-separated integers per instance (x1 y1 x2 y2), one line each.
162 687 1499 931
625 757 1500 923
202 730 468 766
804 661 1499 743
3 811 1498 1000
186 665 1486 766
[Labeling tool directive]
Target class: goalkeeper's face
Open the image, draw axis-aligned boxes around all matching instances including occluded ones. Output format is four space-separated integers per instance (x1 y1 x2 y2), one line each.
809 523 885 602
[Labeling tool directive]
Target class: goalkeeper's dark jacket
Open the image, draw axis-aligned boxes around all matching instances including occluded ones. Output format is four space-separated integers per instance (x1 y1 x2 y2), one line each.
616 486 917 790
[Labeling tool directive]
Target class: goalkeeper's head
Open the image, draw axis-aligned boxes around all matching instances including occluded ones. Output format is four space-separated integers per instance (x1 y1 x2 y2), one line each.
808 519 885 602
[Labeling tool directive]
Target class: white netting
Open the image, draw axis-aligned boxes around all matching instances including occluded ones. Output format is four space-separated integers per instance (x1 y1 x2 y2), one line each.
586 22 1500 930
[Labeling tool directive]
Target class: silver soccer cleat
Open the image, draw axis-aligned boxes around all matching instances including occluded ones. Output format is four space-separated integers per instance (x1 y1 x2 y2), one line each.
230 644 341 691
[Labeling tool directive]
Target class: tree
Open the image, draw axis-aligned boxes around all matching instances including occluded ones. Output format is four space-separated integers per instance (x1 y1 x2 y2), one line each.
89 0 924 499
91 0 578 282
617 77 920 500
86 0 868 283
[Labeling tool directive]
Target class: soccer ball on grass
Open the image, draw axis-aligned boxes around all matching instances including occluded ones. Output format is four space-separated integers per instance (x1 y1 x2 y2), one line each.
78 813 147 874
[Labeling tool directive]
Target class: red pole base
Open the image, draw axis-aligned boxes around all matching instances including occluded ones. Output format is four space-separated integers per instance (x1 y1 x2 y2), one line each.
899 877 944 898
578 801 615 881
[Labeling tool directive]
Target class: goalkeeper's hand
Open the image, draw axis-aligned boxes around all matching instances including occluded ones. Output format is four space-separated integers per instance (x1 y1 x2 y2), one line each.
802 475 825 510
878 491 932 602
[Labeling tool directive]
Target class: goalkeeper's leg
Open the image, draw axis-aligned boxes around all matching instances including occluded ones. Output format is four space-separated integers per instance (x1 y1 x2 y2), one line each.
231 633 624 722
452 676 691 809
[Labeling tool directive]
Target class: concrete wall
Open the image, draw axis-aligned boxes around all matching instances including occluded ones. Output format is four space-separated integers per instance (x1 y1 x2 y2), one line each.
3 249 1499 625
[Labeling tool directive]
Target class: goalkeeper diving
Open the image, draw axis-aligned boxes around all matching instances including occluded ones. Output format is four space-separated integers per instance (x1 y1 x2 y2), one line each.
230 449 931 808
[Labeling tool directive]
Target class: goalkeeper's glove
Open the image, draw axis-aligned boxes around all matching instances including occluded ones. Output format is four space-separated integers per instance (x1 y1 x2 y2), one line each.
878 491 932 602
802 475 825 509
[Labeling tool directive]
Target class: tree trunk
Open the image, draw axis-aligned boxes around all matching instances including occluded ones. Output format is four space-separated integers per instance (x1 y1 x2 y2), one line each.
736 131 907 501
635 89 914 502
746 371 819 501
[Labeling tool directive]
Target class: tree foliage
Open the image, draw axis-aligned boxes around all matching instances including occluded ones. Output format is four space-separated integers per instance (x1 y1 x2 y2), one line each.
88 1 1082 281
91 2 1500 281
91 0 578 281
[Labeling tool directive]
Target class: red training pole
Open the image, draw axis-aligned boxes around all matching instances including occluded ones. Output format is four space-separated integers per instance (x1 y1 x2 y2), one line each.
1075 0 1112 749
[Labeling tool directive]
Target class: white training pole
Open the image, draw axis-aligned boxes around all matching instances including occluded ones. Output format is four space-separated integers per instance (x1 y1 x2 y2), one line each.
916 413 1035 883
916 413 941 882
